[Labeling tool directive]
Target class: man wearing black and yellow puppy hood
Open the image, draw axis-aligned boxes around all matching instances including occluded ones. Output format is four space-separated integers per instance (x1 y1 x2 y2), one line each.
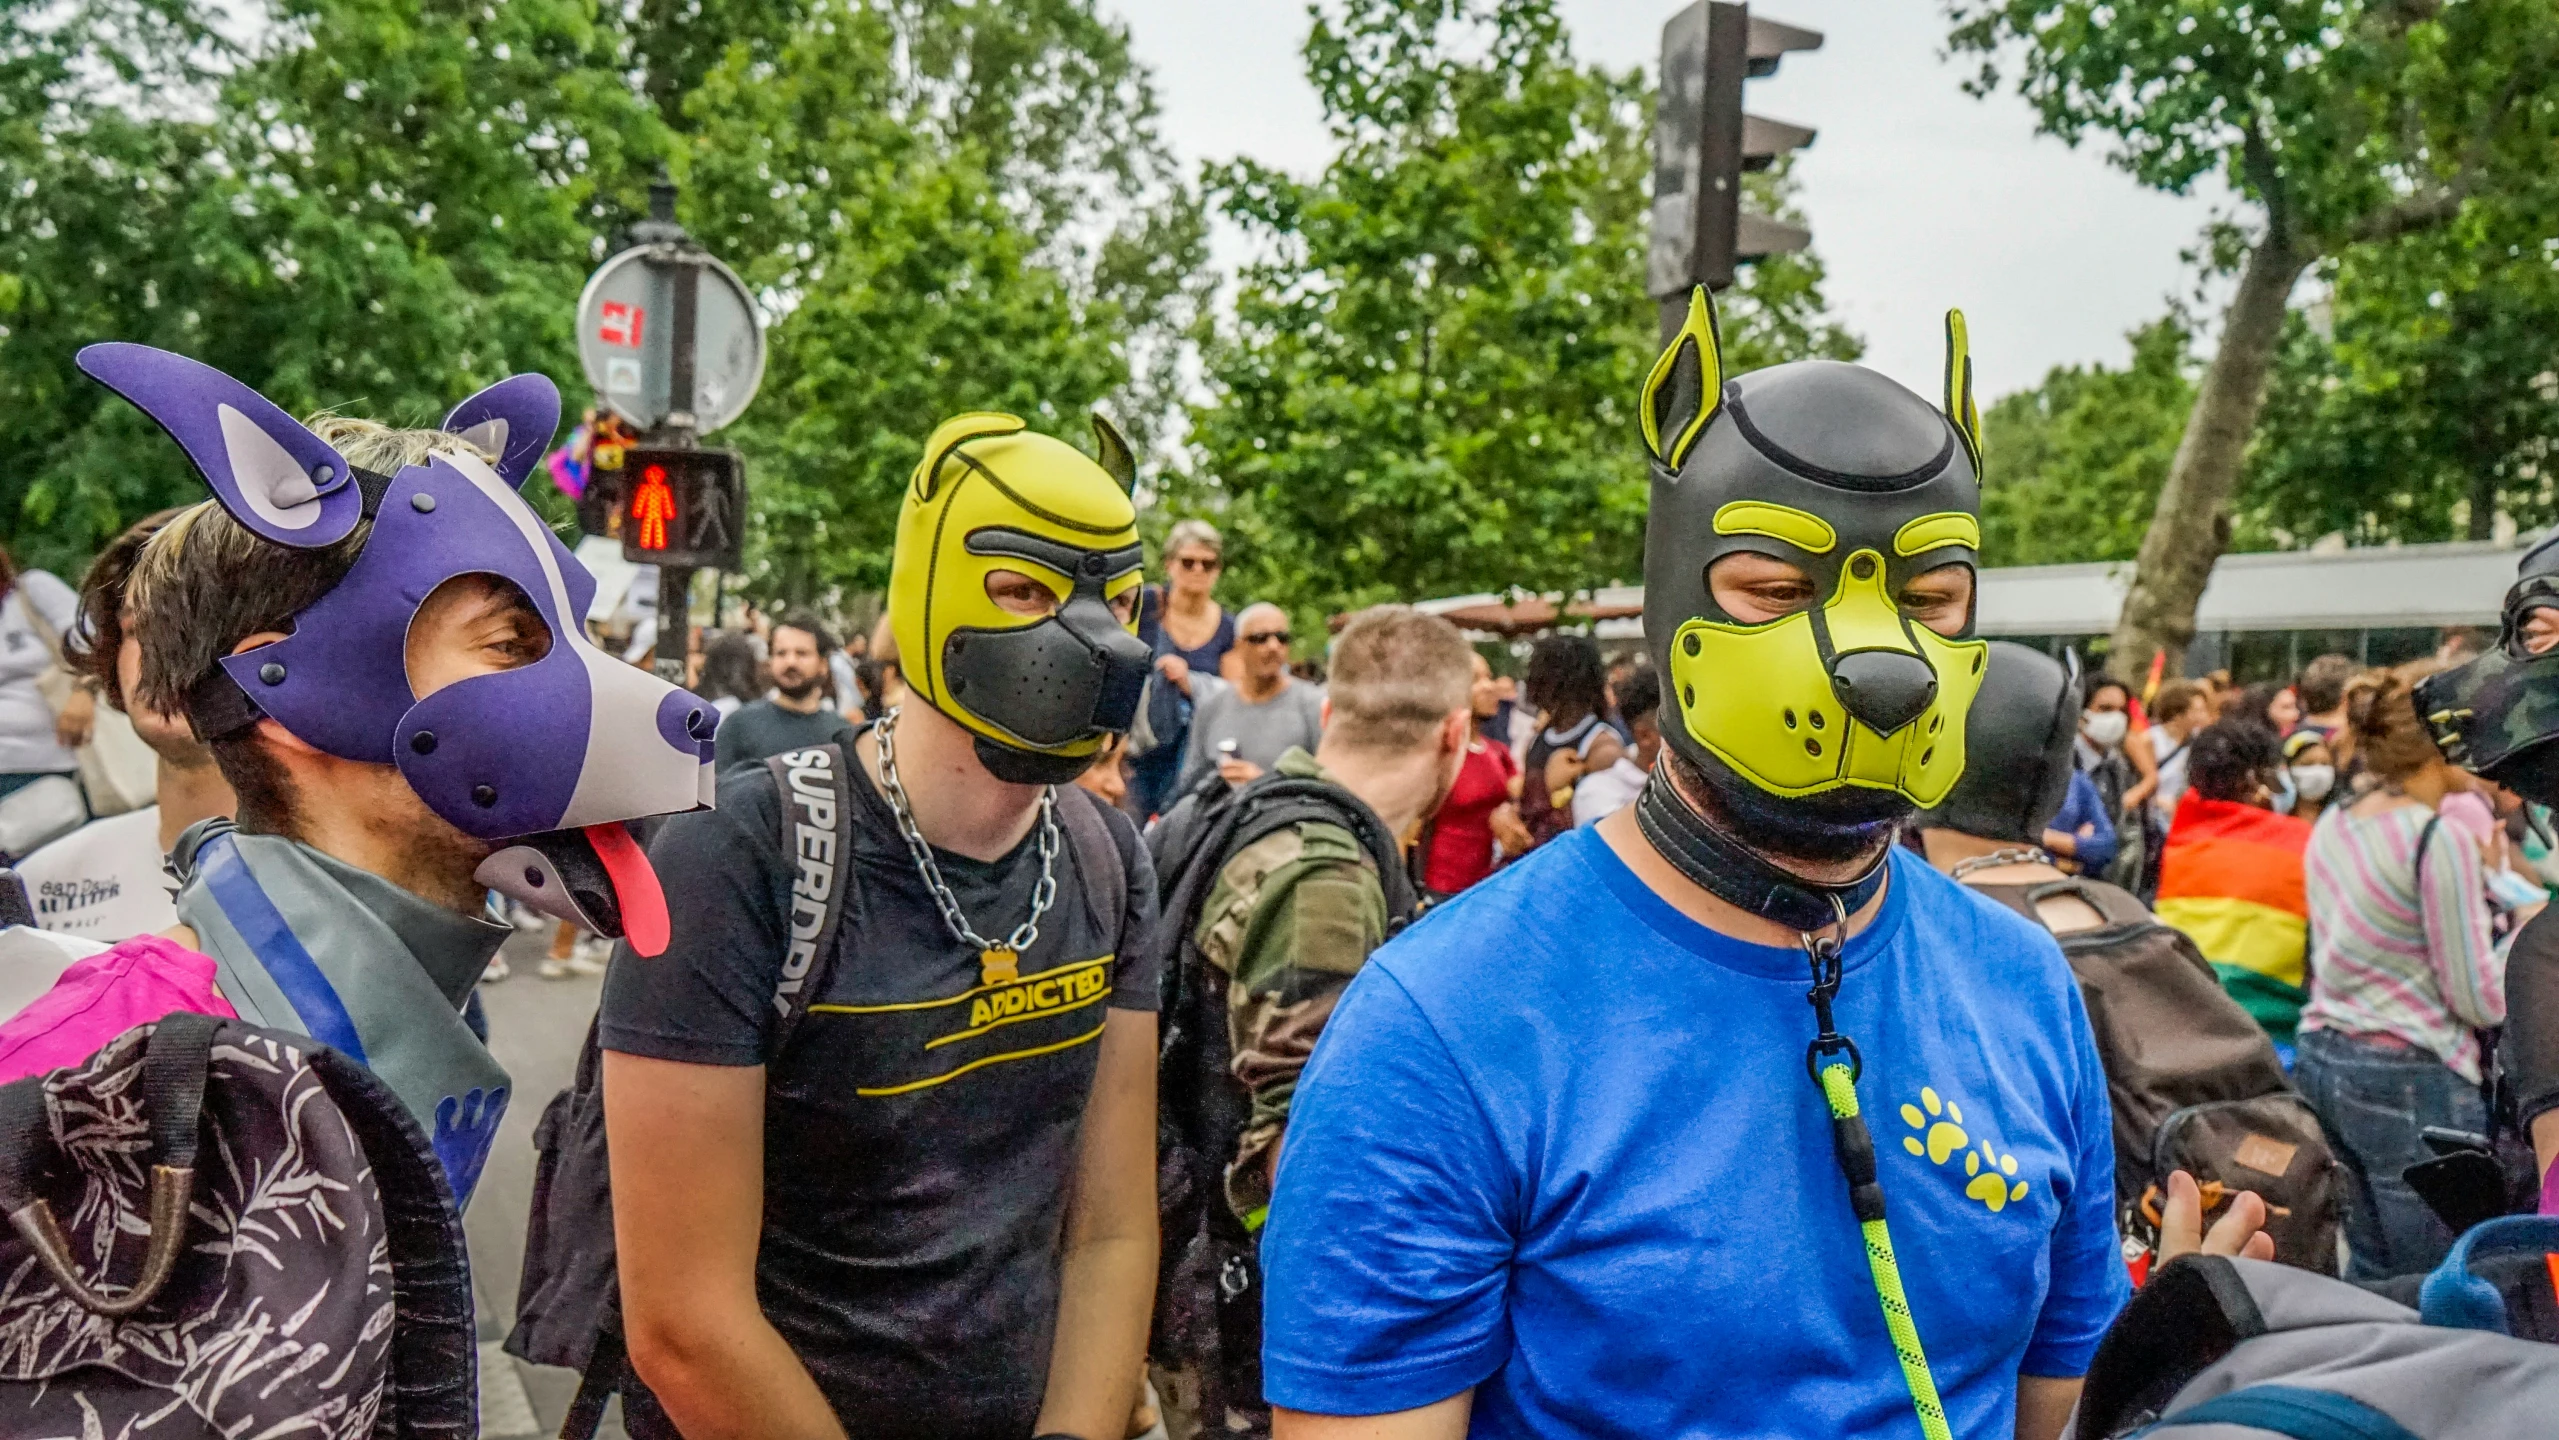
1263 294 2255 1440
601 412 1162 1440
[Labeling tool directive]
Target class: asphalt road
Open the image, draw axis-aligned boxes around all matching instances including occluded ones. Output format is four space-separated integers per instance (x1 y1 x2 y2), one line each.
466 932 627 1439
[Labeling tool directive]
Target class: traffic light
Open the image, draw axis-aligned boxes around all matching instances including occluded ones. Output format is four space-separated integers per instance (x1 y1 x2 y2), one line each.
1650 2 1820 327
617 446 746 570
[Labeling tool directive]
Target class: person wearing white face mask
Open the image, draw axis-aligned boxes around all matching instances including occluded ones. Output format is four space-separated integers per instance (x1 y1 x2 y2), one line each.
2076 676 2156 889
2283 730 2340 824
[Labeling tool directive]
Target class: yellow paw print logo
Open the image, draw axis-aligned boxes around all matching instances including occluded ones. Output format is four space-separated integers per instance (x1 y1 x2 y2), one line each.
1900 1087 2032 1214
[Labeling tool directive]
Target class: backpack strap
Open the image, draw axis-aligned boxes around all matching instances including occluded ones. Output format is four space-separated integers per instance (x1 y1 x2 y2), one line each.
2149 1385 2422 1440
2411 812 2446 901
562 748 860 1440
2019 877 2154 931
1054 784 1130 957
763 743 858 1059
1148 775 1411 1041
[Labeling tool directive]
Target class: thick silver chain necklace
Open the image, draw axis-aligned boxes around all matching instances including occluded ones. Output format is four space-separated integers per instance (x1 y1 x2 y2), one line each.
875 706 1058 985
1949 845 2053 881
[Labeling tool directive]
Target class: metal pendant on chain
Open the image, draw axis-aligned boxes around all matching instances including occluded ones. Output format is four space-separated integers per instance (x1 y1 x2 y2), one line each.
875 706 1061 987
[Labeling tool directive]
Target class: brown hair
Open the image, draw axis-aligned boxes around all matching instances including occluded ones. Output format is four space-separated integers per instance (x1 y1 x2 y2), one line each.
65 508 188 711
1324 605 1474 753
2342 659 2450 785
2152 678 2208 727
126 415 489 834
2296 653 2357 716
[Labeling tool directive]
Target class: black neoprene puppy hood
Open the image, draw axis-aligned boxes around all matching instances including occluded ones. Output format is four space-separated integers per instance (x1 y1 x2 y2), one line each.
1915 643 2083 845
1639 290 1988 812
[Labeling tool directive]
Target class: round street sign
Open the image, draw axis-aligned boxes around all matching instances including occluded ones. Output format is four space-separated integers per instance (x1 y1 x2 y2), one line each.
575 247 766 435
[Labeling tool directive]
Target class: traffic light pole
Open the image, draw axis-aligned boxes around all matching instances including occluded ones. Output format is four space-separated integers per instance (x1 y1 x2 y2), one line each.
643 181 703 688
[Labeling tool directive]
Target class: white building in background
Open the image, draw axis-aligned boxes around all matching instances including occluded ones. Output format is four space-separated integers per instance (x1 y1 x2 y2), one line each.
1415 535 2530 680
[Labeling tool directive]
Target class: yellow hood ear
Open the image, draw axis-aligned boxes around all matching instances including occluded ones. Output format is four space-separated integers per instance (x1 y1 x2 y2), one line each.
912 412 1029 502
1943 310 1984 476
1642 286 1724 473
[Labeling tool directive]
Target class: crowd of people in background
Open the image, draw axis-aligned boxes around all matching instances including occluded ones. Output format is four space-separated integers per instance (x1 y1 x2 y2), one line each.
2057 637 2555 1282
7 320 2559 1440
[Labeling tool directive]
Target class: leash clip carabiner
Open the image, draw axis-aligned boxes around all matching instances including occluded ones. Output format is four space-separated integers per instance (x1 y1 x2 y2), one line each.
1800 889 1858 1084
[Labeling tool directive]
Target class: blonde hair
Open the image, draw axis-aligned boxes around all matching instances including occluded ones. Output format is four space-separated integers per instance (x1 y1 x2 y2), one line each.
2342 659 2450 784
1324 605 1473 753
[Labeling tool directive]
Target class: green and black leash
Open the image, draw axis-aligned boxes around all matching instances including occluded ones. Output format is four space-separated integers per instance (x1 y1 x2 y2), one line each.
1801 892 1952 1440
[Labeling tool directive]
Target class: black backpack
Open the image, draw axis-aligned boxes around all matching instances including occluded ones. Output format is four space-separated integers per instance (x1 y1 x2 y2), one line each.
1145 771 1420 1426
1973 876 2342 1276
507 744 1129 1438
0 1011 477 1438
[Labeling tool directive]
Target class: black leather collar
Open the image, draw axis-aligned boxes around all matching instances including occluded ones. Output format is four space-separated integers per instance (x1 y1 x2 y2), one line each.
1630 768 1888 935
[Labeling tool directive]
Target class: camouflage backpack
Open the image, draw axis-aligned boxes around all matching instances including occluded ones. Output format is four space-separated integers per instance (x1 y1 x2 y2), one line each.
1144 771 1419 1429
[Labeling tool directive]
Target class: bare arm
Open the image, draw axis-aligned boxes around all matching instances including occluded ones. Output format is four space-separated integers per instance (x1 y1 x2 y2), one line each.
1035 1011 1160 1439
2121 735 2159 810
2015 1377 2079 1440
606 1052 846 1440
1582 728 1625 775
1276 1392 1473 1440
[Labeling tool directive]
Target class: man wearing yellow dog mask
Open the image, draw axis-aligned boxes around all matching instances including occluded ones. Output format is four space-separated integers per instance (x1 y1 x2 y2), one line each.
601 413 1161 1440
1259 292 2258 1440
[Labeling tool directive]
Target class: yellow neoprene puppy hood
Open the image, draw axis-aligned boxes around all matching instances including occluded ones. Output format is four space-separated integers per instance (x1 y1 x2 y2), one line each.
1639 288 1989 809
889 412 1150 785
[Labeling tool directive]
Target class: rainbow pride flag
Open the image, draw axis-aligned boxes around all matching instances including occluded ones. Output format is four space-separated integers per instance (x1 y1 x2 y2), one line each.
2154 791 2315 1042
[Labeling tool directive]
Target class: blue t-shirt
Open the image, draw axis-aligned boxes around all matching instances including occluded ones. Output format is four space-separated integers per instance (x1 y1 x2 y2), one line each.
1261 826 2129 1438
2052 769 2121 874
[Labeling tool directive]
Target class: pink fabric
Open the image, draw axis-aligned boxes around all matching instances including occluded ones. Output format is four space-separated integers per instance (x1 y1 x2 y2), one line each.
0 936 234 1085
2438 790 2498 849
2544 1160 2559 1217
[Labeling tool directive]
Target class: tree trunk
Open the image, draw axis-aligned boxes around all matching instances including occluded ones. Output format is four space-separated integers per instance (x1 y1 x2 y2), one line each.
2466 446 2499 542
2107 236 2313 683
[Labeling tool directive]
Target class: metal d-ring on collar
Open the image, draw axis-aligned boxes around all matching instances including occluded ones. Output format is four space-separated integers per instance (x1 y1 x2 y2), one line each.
875 706 1060 960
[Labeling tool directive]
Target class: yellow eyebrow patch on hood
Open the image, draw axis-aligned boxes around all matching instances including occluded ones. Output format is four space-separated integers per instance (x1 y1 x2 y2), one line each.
1894 512 1980 558
1713 501 1838 556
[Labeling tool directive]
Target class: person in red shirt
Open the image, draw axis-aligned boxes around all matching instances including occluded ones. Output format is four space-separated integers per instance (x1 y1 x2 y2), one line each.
1421 653 1527 896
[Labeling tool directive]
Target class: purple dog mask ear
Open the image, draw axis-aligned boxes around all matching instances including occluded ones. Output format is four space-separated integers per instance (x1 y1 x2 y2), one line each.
74 343 364 549
442 373 560 490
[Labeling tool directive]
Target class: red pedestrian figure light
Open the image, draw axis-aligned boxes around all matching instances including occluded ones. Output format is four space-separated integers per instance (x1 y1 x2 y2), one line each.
629 463 676 551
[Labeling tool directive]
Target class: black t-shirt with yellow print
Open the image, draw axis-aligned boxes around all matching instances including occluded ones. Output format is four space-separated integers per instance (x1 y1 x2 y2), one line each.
598 736 1158 1439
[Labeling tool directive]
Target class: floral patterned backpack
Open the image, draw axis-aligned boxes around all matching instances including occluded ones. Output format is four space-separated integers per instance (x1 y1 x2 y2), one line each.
0 1013 475 1438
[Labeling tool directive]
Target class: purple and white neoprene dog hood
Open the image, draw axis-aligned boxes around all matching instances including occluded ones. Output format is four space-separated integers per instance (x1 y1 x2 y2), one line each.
75 342 718 955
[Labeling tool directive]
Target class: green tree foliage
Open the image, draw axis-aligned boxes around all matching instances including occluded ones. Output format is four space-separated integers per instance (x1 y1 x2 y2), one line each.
2 0 657 575
2247 211 2559 548
1979 316 2196 567
1184 0 1856 627
3 0 1200 608
1949 0 2559 678
682 0 1207 604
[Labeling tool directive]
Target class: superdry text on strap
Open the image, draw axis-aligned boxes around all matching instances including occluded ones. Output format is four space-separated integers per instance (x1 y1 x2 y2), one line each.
767 745 858 1052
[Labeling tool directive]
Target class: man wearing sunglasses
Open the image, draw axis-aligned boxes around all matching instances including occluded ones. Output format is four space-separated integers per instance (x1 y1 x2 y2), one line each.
1179 602 1326 794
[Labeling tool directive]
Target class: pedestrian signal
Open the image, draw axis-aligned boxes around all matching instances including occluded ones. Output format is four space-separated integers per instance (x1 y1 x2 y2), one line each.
617 446 746 570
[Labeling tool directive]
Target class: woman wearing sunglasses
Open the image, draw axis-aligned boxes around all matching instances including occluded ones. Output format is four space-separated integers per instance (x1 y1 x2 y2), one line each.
1132 519 1243 816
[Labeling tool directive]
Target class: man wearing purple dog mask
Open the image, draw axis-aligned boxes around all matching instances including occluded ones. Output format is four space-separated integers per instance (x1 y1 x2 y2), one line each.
0 344 719 1208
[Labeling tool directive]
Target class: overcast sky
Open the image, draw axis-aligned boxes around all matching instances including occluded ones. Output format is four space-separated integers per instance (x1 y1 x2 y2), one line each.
1103 0 2235 401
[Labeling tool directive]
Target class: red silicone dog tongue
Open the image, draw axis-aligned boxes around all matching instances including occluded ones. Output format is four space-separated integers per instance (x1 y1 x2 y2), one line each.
586 822 669 957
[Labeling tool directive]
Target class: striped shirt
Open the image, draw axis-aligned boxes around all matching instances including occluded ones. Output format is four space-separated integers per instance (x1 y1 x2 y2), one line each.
2299 801 2506 1082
